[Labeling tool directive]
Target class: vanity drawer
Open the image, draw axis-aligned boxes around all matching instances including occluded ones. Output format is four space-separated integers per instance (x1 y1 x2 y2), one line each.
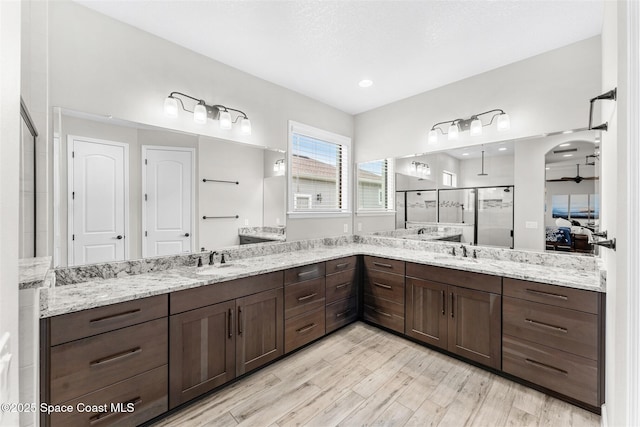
503 278 599 314
326 256 357 275
503 296 598 359
49 365 167 427
284 277 326 319
325 269 358 303
406 263 501 294
364 256 405 276
50 318 168 404
363 294 404 334
50 295 168 345
503 335 598 406
326 297 357 333
285 306 325 353
363 270 404 304
284 262 326 285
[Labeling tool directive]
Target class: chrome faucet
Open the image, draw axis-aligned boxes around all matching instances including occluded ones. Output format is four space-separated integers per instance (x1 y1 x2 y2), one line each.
450 246 456 256
209 251 218 265
220 252 230 264
417 228 427 235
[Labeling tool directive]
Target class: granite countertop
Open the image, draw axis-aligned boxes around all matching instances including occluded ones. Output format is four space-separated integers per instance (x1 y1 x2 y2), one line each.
39 243 602 318
19 256 53 290
238 231 287 241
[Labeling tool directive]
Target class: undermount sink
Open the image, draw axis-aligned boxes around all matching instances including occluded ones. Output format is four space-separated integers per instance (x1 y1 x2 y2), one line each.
195 263 248 275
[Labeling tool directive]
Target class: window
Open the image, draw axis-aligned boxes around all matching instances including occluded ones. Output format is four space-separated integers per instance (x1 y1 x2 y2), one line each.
288 121 351 215
357 159 394 211
442 170 457 187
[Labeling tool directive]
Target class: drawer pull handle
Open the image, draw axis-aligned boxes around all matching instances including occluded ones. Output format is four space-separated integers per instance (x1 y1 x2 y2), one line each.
441 290 445 315
90 347 141 366
298 269 318 277
336 309 352 318
228 308 233 338
88 396 142 424
525 318 568 333
336 282 351 289
296 323 317 333
238 307 243 335
89 309 141 324
373 262 393 269
335 262 350 269
525 358 568 376
373 282 392 290
525 289 569 300
298 293 318 302
373 308 392 318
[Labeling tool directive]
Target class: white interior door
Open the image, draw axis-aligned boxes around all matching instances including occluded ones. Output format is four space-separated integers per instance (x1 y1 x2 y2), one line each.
142 146 194 257
69 136 129 266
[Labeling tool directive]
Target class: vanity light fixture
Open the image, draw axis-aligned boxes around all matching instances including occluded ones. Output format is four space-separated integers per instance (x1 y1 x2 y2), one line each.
428 109 510 144
411 161 430 177
164 91 251 135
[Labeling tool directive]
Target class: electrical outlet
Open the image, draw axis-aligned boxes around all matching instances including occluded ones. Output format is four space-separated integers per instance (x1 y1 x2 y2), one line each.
244 219 249 226
343 223 348 233
276 218 280 225
525 221 538 229
357 222 362 232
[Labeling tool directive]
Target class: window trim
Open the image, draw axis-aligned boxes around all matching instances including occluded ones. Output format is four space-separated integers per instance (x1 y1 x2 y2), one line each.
287 121 352 217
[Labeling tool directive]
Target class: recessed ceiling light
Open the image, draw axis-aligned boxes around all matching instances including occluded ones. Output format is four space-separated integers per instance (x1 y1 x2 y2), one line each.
498 147 507 151
563 154 573 157
358 79 373 88
559 143 571 147
462 153 470 156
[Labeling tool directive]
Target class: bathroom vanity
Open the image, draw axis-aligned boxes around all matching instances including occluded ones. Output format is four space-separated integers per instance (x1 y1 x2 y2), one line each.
38 237 605 426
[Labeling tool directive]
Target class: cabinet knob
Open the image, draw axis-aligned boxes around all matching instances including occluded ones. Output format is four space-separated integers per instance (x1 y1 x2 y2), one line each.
184 233 190 237
116 235 123 240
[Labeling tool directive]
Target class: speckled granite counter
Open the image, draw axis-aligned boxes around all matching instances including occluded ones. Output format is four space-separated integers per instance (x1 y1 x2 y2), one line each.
238 226 286 242
19 256 53 290
40 237 603 319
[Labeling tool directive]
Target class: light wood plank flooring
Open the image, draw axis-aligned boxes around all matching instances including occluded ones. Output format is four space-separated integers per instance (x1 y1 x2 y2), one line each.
152 322 600 427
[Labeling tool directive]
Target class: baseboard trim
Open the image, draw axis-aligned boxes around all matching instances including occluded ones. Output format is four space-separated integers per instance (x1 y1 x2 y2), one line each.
601 404 608 427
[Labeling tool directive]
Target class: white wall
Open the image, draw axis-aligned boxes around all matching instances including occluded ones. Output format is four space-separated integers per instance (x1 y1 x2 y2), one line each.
354 37 601 163
49 0 354 243
0 1 22 425
458 155 514 188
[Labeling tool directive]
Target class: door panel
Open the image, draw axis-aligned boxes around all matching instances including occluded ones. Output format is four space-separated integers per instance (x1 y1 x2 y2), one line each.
477 186 514 248
143 147 193 257
448 285 501 370
70 137 127 265
405 277 448 349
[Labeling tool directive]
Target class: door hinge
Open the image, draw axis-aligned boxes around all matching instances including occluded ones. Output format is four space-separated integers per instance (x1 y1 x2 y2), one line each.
144 194 147 201
72 151 75 158
72 191 75 200
145 159 147 165
72 234 75 241
145 231 147 237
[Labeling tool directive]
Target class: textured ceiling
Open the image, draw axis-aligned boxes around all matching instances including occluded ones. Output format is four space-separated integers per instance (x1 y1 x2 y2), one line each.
75 0 604 115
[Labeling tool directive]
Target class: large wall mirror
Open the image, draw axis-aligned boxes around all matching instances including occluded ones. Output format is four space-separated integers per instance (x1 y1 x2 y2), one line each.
52 108 286 267
356 129 600 255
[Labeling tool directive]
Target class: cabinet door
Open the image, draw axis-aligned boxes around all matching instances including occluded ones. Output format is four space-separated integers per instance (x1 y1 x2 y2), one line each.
236 288 284 376
169 300 235 409
405 277 448 350
448 286 501 370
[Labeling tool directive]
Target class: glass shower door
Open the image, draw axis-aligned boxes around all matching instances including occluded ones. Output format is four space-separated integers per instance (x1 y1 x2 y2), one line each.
476 186 514 248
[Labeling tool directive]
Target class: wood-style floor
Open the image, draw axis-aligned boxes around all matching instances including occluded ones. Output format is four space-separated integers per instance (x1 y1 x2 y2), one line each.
152 322 600 427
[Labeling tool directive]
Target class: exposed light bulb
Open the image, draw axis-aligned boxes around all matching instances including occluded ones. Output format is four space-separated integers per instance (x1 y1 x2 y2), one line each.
497 113 510 131
448 123 459 140
428 129 438 145
164 96 178 118
193 103 207 124
219 110 232 130
241 118 251 135
469 118 483 136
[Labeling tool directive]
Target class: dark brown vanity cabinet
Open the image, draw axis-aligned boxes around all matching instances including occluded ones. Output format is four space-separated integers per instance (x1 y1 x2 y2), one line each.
362 256 406 333
502 278 604 407
169 272 284 409
284 263 326 353
405 263 502 370
41 295 169 427
325 256 359 333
